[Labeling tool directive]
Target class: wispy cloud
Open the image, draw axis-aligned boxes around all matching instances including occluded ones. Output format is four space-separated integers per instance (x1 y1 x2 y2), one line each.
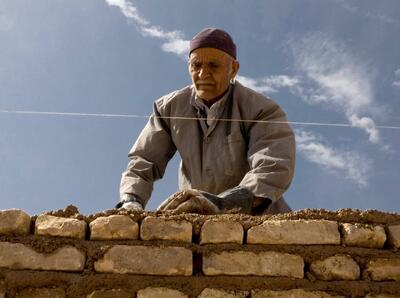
236 75 300 94
0 12 14 32
393 69 400 88
333 0 399 25
295 130 370 186
289 33 380 143
105 0 189 58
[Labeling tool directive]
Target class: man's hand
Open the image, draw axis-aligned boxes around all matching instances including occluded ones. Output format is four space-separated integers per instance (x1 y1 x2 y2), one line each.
116 194 143 211
120 201 143 211
157 189 220 214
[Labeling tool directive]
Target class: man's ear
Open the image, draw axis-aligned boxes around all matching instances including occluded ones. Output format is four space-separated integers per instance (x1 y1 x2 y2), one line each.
230 60 240 80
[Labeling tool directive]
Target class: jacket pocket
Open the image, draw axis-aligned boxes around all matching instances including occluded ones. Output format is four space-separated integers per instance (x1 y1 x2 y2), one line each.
222 132 248 176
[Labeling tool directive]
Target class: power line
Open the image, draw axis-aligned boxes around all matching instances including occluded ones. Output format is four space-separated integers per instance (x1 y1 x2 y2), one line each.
0 109 399 130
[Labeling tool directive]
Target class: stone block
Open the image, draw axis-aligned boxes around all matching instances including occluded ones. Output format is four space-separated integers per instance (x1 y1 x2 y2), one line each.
203 250 304 278
198 288 247 298
365 295 400 298
252 289 335 298
90 215 139 240
0 209 31 235
310 254 360 280
0 241 85 271
247 220 340 245
387 225 400 249
341 223 386 248
200 220 243 244
87 289 132 298
15 287 65 297
140 216 192 242
35 214 87 239
366 258 400 281
137 287 187 298
94 245 192 275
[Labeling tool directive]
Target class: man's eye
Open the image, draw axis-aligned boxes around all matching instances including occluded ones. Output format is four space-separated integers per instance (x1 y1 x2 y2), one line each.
209 62 219 68
191 62 201 69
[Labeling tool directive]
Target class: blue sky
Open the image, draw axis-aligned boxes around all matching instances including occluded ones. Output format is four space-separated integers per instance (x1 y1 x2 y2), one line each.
1 0 399 215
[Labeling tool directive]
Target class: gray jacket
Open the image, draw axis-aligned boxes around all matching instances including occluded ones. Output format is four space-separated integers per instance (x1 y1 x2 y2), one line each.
120 81 295 212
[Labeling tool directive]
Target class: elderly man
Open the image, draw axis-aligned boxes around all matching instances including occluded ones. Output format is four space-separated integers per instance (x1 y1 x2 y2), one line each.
117 28 295 215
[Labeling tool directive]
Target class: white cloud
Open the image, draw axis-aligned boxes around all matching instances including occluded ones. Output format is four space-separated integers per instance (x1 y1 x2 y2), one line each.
333 0 399 25
295 130 370 186
290 33 380 143
393 69 400 88
0 13 15 32
237 75 300 94
104 0 189 58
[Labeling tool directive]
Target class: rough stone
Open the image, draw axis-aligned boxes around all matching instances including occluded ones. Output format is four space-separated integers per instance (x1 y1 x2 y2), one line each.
203 251 304 278
198 288 247 298
341 223 386 248
15 287 65 298
0 209 31 235
387 225 400 249
86 289 132 298
94 245 192 275
90 215 139 240
0 241 85 271
252 289 335 298
310 254 360 280
247 220 340 245
140 216 192 242
137 287 187 298
365 295 400 298
35 214 87 239
366 258 400 281
200 220 243 244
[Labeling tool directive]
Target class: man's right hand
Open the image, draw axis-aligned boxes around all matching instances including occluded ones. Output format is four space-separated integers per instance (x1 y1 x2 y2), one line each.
120 201 143 211
116 194 143 211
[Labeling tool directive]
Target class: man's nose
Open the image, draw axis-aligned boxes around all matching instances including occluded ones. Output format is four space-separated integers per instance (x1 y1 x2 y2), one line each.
198 65 211 79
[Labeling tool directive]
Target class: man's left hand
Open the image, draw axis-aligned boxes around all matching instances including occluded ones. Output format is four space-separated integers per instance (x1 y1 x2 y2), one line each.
157 189 220 214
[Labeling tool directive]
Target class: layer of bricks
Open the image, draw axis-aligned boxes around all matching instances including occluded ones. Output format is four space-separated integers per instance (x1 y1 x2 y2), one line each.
94 245 192 275
366 258 400 281
86 289 132 298
203 250 304 278
198 288 247 298
310 254 360 280
140 216 192 242
0 209 31 235
89 215 139 240
247 219 340 245
137 287 187 298
252 289 342 298
341 223 386 248
35 214 87 239
200 220 243 244
365 294 400 298
0 242 85 271
387 225 400 249
15 287 65 298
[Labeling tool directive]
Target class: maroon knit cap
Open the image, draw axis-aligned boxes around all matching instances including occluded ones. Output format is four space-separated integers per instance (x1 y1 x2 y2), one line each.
189 28 237 59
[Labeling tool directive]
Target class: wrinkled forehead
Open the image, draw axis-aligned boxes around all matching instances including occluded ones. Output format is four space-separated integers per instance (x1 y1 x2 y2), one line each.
189 47 232 63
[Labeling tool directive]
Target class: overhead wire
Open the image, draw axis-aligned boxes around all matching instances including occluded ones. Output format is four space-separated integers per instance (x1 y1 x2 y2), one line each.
0 109 400 130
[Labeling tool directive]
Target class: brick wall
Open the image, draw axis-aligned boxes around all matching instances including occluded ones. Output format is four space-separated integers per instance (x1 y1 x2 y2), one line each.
1 206 400 297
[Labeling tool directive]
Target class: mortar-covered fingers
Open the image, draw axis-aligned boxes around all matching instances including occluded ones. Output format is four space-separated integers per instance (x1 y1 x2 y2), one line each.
174 194 220 214
157 189 201 210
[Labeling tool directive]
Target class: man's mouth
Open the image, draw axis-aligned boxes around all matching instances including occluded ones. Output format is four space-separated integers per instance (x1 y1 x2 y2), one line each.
197 82 215 89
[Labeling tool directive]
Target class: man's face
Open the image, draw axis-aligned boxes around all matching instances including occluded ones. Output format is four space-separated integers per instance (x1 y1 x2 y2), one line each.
188 47 240 102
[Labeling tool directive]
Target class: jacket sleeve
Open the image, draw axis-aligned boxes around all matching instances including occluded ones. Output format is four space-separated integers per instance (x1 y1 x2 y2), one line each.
239 102 295 203
119 102 177 207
